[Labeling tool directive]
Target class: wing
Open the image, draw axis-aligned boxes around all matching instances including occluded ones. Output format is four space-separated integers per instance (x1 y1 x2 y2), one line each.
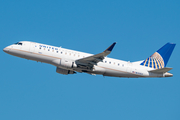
76 42 116 65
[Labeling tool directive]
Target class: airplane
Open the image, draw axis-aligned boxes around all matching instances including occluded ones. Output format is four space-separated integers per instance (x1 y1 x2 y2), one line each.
3 41 176 78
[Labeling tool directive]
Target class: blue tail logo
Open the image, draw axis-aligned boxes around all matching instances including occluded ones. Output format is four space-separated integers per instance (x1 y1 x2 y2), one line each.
140 43 176 69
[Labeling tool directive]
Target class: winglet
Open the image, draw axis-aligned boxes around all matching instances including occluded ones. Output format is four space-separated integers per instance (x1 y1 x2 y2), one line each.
104 42 116 52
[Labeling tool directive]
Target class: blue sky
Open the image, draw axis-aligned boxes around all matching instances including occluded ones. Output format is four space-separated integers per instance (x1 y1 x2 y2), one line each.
0 0 180 120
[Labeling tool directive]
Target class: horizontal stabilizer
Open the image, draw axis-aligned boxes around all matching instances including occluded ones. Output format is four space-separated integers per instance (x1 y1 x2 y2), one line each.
149 67 172 73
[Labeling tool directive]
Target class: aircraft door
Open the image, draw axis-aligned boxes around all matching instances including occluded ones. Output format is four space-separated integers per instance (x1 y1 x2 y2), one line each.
29 43 35 53
126 62 132 73
34 43 38 53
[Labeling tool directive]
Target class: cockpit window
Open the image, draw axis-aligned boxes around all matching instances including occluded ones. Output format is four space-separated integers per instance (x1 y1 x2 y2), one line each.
13 42 23 45
18 43 22 45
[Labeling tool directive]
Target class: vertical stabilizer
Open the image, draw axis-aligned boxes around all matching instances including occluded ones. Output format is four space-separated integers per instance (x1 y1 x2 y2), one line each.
140 43 176 69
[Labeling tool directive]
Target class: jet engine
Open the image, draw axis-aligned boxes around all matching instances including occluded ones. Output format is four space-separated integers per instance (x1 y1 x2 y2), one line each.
56 67 76 75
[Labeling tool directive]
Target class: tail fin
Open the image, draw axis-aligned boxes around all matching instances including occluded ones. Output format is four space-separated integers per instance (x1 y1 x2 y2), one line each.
140 43 176 69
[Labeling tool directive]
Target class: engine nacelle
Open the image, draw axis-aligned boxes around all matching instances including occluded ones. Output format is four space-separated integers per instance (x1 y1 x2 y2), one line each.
56 67 76 75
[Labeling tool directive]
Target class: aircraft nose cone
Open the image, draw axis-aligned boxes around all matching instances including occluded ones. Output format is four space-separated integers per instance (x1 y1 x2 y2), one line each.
3 48 9 53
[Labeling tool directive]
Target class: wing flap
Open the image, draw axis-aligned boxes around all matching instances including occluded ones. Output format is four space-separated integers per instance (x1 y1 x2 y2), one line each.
149 67 172 73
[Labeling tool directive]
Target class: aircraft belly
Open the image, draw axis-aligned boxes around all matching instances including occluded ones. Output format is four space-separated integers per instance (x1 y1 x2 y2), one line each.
103 68 142 78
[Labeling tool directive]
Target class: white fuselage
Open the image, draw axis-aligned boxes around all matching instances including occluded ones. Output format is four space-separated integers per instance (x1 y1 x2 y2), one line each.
3 41 171 78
